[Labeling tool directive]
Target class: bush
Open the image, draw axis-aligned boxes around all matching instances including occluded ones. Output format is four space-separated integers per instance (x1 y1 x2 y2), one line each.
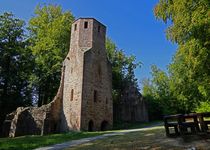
195 101 210 113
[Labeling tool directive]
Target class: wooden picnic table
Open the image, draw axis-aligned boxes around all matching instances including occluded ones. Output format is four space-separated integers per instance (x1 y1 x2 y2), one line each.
179 113 200 135
164 114 182 137
164 112 210 137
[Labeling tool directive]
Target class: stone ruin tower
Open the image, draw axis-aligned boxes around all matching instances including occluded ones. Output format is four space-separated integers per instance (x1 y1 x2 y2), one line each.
2 18 112 137
60 18 113 131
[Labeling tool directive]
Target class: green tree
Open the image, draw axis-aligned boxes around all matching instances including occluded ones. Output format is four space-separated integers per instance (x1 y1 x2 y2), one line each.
106 38 141 121
28 4 74 106
0 12 33 132
154 0 210 112
142 65 178 119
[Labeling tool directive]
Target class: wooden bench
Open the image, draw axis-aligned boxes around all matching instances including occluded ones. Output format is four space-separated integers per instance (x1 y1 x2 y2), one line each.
164 112 210 137
179 113 200 135
197 112 210 133
164 114 182 137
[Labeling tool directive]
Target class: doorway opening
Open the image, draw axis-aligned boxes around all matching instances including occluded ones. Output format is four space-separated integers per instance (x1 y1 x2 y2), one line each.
88 120 94 131
101 120 109 131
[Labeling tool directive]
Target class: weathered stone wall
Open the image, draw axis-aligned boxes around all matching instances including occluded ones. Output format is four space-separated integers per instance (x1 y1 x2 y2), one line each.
61 18 113 132
114 84 149 123
81 19 112 131
60 19 92 132
2 67 65 137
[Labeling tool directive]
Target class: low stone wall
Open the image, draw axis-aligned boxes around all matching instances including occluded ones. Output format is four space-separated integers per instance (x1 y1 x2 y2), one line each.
2 67 64 137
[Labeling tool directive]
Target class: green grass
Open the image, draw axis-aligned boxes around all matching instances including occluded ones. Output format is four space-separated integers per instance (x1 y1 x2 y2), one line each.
0 121 163 150
0 131 104 150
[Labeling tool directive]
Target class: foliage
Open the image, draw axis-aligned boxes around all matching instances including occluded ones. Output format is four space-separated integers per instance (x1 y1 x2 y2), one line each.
0 12 33 131
142 78 163 120
142 65 178 119
196 101 210 113
143 0 210 116
28 4 74 106
106 38 141 103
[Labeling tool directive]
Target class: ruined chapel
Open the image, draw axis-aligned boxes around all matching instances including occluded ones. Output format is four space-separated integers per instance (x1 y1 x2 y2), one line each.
2 18 148 137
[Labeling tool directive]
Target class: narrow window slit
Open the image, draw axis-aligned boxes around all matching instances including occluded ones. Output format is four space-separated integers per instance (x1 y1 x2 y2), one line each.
94 90 98 102
71 89 74 101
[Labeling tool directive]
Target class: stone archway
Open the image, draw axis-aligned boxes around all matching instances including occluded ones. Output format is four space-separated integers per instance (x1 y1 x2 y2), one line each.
101 120 109 131
88 120 94 131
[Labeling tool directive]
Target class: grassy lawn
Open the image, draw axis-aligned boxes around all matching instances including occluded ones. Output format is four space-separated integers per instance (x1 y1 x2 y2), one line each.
0 121 161 150
67 126 210 150
0 131 104 150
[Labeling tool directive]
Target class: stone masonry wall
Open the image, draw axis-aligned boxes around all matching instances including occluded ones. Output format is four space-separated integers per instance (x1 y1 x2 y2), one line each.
61 18 113 132
2 67 65 137
114 84 149 123
60 19 93 131
81 19 113 131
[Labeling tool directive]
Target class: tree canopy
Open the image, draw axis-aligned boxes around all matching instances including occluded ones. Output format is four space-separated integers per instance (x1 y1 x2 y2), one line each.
0 12 33 130
106 38 141 103
143 0 210 118
28 4 74 106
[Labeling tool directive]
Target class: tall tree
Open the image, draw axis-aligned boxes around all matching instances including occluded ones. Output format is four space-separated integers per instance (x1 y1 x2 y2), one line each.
0 12 33 132
154 0 210 112
28 4 74 106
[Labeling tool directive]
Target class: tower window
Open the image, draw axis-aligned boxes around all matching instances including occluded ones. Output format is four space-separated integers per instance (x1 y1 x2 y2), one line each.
98 64 102 81
84 21 88 29
74 24 77 31
71 67 73 74
98 25 101 33
94 90 98 102
98 65 101 78
106 98 108 104
70 89 74 101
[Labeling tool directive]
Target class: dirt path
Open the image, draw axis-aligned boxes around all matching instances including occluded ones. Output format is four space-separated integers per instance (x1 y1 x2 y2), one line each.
35 124 210 150
34 124 163 150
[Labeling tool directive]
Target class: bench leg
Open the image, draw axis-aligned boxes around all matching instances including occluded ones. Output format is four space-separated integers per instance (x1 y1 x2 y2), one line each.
165 126 170 137
174 126 179 136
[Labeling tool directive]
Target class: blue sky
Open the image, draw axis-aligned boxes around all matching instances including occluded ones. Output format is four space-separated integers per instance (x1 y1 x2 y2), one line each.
0 0 177 89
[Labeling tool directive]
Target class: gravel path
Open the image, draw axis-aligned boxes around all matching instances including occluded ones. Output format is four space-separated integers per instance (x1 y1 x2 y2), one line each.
34 124 163 150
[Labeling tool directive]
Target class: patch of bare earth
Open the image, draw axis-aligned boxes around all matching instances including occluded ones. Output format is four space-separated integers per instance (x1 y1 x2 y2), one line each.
66 126 210 150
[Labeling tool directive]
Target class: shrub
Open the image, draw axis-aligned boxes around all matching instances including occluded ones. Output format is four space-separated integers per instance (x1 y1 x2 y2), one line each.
195 101 210 113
